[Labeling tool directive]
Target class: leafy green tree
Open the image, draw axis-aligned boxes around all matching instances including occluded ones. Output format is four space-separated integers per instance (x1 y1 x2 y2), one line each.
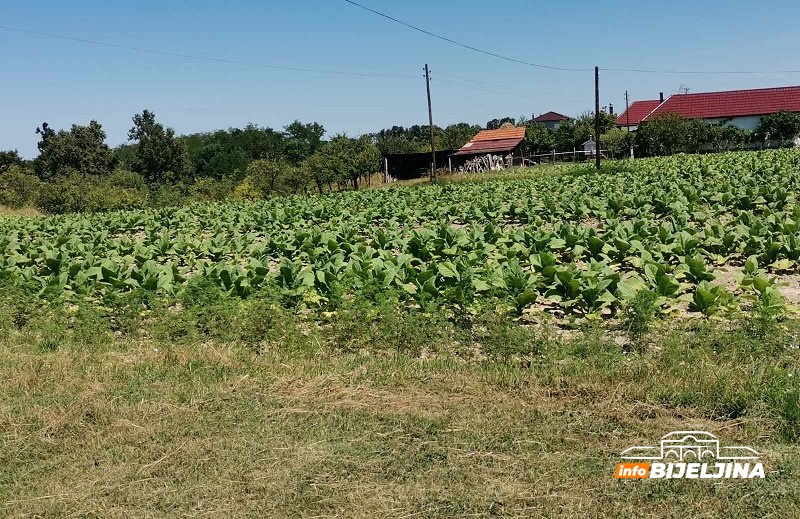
575 111 618 142
244 158 294 196
128 110 189 183
525 122 555 155
634 113 687 157
485 117 516 130
0 149 24 173
375 134 425 155
441 123 482 150
600 127 629 159
33 121 116 179
755 111 800 144
283 121 325 166
552 120 580 152
684 119 712 153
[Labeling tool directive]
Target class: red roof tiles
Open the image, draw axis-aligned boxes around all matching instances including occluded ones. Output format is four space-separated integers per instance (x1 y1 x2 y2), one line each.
452 138 524 156
646 85 800 121
617 100 661 127
533 111 570 123
470 127 526 142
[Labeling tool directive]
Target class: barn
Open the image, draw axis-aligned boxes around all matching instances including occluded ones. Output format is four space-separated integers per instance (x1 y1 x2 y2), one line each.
449 125 526 171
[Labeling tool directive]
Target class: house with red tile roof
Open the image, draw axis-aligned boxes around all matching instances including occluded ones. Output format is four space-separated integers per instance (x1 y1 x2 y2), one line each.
636 85 800 131
532 111 571 129
616 100 662 130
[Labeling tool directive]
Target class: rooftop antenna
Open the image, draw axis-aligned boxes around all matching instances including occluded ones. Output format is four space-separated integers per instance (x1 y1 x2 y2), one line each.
675 85 691 94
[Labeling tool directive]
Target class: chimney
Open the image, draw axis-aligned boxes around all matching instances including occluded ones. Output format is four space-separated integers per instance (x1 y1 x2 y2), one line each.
659 92 664 103
609 103 614 115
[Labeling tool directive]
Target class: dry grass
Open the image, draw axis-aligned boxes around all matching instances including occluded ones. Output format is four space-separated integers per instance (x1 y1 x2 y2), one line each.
2 315 799 518
0 205 42 217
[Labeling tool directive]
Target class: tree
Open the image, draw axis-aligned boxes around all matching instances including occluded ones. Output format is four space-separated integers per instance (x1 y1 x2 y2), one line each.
375 134 425 155
552 120 580 152
306 135 380 191
0 150 24 173
283 121 325 166
575 111 618 142
128 110 188 183
33 121 116 179
485 117 516 130
634 113 687 157
600 127 629 159
755 111 800 145
244 158 294 197
525 123 555 155
684 119 712 153
441 123 482 150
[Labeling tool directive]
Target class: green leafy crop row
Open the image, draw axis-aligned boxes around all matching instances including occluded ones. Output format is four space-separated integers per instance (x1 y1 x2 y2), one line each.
3 149 800 317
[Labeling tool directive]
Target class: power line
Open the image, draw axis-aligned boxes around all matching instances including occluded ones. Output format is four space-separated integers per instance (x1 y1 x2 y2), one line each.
0 24 418 79
340 0 591 72
341 0 800 76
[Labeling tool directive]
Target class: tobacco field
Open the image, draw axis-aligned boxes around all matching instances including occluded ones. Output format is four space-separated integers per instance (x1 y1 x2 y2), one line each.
3 149 800 318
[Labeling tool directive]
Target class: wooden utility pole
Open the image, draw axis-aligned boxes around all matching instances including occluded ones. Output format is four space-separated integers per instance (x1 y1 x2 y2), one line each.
594 66 601 170
625 90 633 159
424 64 436 183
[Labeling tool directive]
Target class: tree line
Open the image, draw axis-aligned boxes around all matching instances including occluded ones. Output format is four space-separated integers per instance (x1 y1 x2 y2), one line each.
2 109 799 214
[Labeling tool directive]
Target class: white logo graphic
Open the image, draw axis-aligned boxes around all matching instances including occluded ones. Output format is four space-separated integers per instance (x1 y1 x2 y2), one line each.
621 431 759 461
615 431 765 479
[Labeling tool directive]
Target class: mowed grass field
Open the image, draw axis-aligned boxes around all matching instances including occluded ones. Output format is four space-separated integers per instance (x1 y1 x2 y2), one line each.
2 275 800 517
3 151 800 517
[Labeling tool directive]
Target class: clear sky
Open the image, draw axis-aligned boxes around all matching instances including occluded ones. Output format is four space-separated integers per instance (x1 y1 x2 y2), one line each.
3 0 799 157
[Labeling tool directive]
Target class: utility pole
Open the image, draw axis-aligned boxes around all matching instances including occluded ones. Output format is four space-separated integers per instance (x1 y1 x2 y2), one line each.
625 90 633 159
424 64 436 183
594 66 601 170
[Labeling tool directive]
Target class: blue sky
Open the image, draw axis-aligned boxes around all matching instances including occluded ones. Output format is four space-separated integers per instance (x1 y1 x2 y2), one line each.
2 0 799 157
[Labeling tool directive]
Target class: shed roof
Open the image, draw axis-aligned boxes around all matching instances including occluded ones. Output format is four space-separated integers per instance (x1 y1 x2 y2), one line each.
533 111 570 123
616 100 661 127
470 126 526 142
451 138 523 156
645 85 800 121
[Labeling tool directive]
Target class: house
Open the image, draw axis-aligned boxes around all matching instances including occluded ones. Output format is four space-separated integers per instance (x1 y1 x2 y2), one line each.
450 125 526 169
616 98 662 130
639 85 800 131
532 111 571 129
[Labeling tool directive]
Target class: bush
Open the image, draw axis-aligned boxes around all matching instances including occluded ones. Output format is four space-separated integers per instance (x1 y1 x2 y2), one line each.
0 165 42 209
188 177 236 203
37 172 146 214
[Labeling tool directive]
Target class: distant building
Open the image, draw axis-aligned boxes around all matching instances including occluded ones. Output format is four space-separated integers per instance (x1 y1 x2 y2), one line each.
582 139 597 156
623 85 800 132
532 111 571 129
450 126 526 168
616 99 662 130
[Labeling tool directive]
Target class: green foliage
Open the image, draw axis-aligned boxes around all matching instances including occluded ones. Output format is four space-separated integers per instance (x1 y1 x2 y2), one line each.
0 149 25 172
525 122 555 155
755 110 800 145
128 109 190 183
0 165 42 208
621 289 658 347
4 149 800 322
283 120 325 166
485 117 516 130
33 121 116 179
634 113 688 157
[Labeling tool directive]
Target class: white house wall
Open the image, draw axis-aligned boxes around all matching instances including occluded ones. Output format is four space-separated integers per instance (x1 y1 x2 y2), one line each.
703 116 762 131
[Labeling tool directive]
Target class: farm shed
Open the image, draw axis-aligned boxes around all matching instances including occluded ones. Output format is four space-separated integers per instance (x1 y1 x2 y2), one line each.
532 111 571 129
382 150 455 181
631 85 800 131
450 126 526 171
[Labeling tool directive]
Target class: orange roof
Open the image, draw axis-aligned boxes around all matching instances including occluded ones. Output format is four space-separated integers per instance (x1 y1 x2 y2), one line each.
470 126 526 143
